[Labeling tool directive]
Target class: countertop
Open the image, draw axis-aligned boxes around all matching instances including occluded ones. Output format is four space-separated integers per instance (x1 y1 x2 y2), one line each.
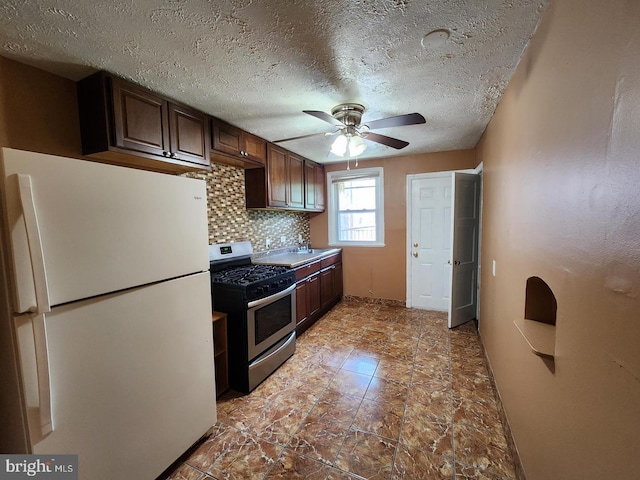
252 248 341 268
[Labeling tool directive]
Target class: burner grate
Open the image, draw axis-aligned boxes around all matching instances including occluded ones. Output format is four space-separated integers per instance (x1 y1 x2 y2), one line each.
210 264 291 287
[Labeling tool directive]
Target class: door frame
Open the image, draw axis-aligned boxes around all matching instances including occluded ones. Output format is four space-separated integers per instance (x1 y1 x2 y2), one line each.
405 167 483 318
405 172 452 310
474 162 483 324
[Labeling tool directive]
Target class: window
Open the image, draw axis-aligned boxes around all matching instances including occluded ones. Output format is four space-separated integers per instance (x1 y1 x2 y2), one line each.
327 167 384 247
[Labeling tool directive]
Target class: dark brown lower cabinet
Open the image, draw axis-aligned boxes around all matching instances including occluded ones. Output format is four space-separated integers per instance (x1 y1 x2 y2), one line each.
295 253 342 336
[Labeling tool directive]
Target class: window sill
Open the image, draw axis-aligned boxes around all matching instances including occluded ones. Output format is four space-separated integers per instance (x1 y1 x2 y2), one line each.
328 242 386 248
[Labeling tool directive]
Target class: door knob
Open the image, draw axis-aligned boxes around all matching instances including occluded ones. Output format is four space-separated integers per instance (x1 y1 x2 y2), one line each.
413 252 418 258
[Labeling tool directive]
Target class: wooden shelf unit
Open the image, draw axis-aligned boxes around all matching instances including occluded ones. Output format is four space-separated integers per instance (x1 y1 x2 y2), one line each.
212 311 229 397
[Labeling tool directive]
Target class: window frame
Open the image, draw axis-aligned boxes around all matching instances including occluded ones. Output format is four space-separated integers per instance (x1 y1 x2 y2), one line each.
327 167 385 247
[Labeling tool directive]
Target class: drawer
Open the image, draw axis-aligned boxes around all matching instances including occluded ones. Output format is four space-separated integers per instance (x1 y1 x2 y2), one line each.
320 253 341 269
294 260 321 281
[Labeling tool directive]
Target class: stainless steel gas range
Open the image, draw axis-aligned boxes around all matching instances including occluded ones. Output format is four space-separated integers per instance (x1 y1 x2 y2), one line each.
209 242 296 393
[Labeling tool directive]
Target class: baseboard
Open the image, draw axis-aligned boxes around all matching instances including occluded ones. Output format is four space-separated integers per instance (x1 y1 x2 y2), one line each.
478 331 527 480
342 295 405 307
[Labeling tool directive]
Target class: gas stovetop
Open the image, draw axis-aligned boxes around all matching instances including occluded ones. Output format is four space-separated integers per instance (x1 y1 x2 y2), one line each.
210 262 295 302
208 241 296 302
210 264 292 287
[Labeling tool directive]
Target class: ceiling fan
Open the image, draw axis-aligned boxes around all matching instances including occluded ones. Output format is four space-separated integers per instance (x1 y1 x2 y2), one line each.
274 103 426 157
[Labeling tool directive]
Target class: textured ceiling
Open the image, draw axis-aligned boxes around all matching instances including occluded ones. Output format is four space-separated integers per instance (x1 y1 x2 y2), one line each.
0 0 548 164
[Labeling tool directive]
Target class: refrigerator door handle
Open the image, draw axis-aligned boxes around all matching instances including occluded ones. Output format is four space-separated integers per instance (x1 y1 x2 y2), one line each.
16 175 54 435
33 312 53 435
16 174 51 314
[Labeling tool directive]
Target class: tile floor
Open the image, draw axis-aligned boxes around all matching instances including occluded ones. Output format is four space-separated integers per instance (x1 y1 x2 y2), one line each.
166 300 516 480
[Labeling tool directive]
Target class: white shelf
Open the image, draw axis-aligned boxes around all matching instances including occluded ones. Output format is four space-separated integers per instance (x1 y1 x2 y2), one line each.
514 318 555 359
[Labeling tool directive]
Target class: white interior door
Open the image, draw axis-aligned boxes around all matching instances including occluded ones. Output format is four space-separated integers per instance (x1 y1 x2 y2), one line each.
407 171 480 327
407 174 452 311
449 172 480 328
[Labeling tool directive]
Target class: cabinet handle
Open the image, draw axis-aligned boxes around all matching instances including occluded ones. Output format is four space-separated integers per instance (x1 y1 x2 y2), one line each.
170 152 177 159
413 252 418 258
413 243 419 247
162 151 169 157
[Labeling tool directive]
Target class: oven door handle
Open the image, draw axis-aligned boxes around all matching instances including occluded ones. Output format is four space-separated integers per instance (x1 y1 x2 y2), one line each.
247 283 296 309
251 330 296 367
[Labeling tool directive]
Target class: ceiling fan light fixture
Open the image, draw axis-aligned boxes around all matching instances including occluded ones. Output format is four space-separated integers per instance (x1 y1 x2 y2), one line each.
348 135 366 156
331 133 367 157
330 134 348 156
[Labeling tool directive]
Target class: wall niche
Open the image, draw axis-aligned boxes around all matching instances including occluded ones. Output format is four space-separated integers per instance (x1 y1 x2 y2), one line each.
514 276 557 359
525 276 557 325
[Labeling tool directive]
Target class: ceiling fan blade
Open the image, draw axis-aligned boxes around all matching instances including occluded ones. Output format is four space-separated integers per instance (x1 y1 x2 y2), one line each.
303 110 345 127
364 112 426 130
364 132 409 150
273 130 337 143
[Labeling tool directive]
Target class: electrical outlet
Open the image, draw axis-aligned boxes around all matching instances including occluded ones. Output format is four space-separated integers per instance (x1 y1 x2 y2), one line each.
266 238 271 249
281 235 286 244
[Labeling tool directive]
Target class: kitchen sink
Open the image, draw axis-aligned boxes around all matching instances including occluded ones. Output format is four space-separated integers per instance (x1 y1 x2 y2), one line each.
253 248 340 267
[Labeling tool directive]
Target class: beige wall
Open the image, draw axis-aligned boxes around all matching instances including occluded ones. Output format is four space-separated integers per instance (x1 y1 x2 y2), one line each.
310 151 476 302
476 0 640 478
0 56 82 157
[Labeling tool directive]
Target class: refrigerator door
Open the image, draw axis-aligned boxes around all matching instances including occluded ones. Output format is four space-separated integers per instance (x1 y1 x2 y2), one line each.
16 272 216 479
0 148 209 314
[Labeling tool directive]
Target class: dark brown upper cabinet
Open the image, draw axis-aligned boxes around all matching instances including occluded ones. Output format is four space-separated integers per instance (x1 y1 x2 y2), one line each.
245 143 306 210
211 120 266 169
304 160 325 212
77 71 210 173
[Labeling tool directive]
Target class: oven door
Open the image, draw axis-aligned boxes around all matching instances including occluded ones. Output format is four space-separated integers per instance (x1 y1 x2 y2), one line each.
247 283 296 361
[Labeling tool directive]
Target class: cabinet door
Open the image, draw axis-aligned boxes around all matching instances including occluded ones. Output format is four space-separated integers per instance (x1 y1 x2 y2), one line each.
242 132 267 166
308 273 321 318
305 161 315 209
211 121 266 166
212 121 242 156
320 267 335 311
288 153 305 209
168 103 210 167
295 281 308 327
334 262 343 299
111 76 169 157
267 144 288 207
314 162 326 210
304 161 325 211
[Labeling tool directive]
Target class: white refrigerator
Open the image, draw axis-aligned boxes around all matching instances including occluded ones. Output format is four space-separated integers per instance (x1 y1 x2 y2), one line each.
0 148 216 479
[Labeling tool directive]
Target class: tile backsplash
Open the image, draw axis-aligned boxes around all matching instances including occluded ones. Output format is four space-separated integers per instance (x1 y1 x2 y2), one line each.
185 163 310 252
